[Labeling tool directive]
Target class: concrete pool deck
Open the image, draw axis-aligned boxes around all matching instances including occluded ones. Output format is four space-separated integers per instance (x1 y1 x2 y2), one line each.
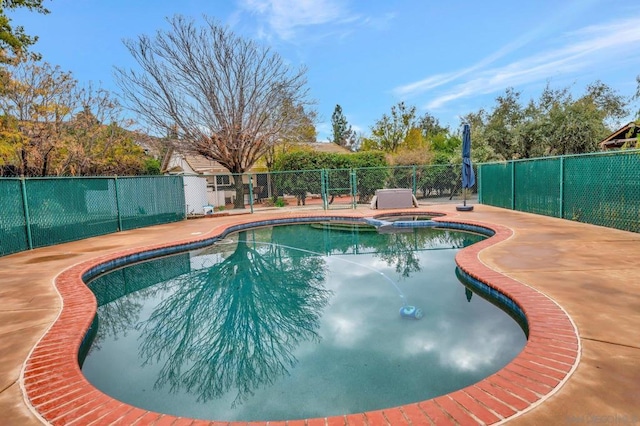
1 204 639 425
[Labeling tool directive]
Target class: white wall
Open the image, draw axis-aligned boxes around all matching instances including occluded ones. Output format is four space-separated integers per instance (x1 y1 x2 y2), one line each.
183 175 209 215
207 187 226 207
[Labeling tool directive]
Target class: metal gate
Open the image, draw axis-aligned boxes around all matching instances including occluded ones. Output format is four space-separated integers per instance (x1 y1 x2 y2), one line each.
322 168 356 210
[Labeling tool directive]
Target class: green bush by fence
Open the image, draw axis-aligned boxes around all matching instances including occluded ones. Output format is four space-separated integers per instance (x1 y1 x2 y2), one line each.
479 150 640 233
0 176 186 256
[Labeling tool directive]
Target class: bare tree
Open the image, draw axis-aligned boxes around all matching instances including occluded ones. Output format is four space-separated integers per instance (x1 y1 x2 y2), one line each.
116 15 312 208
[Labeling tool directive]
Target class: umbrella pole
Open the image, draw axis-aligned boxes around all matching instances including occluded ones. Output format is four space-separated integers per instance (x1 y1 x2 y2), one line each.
456 123 474 212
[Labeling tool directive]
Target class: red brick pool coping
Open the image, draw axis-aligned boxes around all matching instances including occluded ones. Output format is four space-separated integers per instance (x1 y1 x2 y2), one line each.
21 211 580 425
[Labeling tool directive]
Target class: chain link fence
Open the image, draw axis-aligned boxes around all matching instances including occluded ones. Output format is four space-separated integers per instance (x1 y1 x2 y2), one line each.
1 176 186 256
2 164 477 257
4 150 636 257
193 164 474 212
116 177 186 230
479 150 640 233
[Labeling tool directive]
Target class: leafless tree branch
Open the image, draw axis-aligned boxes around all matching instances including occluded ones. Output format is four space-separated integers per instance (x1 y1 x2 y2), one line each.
116 15 312 206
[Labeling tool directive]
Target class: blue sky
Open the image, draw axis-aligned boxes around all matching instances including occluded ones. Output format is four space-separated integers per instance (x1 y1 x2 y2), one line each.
9 0 640 140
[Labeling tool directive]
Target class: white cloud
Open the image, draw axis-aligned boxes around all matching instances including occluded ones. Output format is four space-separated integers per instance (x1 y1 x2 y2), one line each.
392 32 542 99
324 314 367 347
361 12 397 31
397 16 640 110
391 3 569 99
238 0 356 40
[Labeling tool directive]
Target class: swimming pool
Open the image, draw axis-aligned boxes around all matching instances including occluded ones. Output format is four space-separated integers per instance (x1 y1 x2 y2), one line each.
81 222 527 422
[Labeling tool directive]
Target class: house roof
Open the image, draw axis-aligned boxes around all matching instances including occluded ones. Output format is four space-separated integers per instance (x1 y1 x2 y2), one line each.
182 154 229 174
301 142 352 154
599 121 639 150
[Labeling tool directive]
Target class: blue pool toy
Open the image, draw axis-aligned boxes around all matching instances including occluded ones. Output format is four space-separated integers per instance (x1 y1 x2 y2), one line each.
399 305 424 319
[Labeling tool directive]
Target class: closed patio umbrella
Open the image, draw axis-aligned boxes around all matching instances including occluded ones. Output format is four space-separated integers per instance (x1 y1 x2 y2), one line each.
457 123 475 211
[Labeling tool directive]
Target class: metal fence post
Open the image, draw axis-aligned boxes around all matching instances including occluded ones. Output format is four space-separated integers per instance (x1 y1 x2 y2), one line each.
559 156 565 219
178 175 187 220
477 165 482 204
412 165 417 195
20 177 33 250
350 169 357 209
248 174 254 214
321 169 328 210
510 161 515 210
114 175 123 231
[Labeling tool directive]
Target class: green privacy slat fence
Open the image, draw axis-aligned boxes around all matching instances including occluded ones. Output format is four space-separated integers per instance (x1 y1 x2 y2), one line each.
514 157 562 217
25 178 119 248
0 179 29 256
479 150 640 233
478 162 513 209
116 176 185 230
563 151 640 232
0 176 186 256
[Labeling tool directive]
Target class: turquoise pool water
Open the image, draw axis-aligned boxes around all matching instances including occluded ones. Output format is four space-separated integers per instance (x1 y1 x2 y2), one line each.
82 223 526 422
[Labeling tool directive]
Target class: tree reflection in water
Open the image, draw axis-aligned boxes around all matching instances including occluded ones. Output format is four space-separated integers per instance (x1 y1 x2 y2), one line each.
296 223 484 279
86 224 489 414
135 231 331 406
373 229 484 278
87 253 191 353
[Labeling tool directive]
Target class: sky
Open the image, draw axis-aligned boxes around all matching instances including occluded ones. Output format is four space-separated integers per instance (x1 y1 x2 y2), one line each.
9 0 640 140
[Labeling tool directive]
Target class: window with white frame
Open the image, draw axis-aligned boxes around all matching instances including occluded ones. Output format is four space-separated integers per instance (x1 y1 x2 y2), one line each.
215 175 231 186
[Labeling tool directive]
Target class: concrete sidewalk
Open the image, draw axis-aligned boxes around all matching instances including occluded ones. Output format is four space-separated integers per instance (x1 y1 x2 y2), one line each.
1 204 639 424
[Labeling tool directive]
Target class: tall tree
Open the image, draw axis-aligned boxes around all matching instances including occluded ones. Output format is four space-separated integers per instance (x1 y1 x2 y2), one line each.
465 82 629 160
635 75 640 119
262 99 316 172
369 101 417 153
116 15 312 208
461 109 499 163
54 83 145 176
0 60 76 175
0 0 49 64
418 112 448 138
329 104 355 149
483 87 523 160
0 59 150 176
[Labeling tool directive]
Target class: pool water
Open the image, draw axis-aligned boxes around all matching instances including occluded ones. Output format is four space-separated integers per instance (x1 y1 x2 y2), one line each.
83 223 527 422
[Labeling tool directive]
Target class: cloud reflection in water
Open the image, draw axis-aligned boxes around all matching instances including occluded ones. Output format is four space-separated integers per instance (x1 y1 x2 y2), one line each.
82 224 526 421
